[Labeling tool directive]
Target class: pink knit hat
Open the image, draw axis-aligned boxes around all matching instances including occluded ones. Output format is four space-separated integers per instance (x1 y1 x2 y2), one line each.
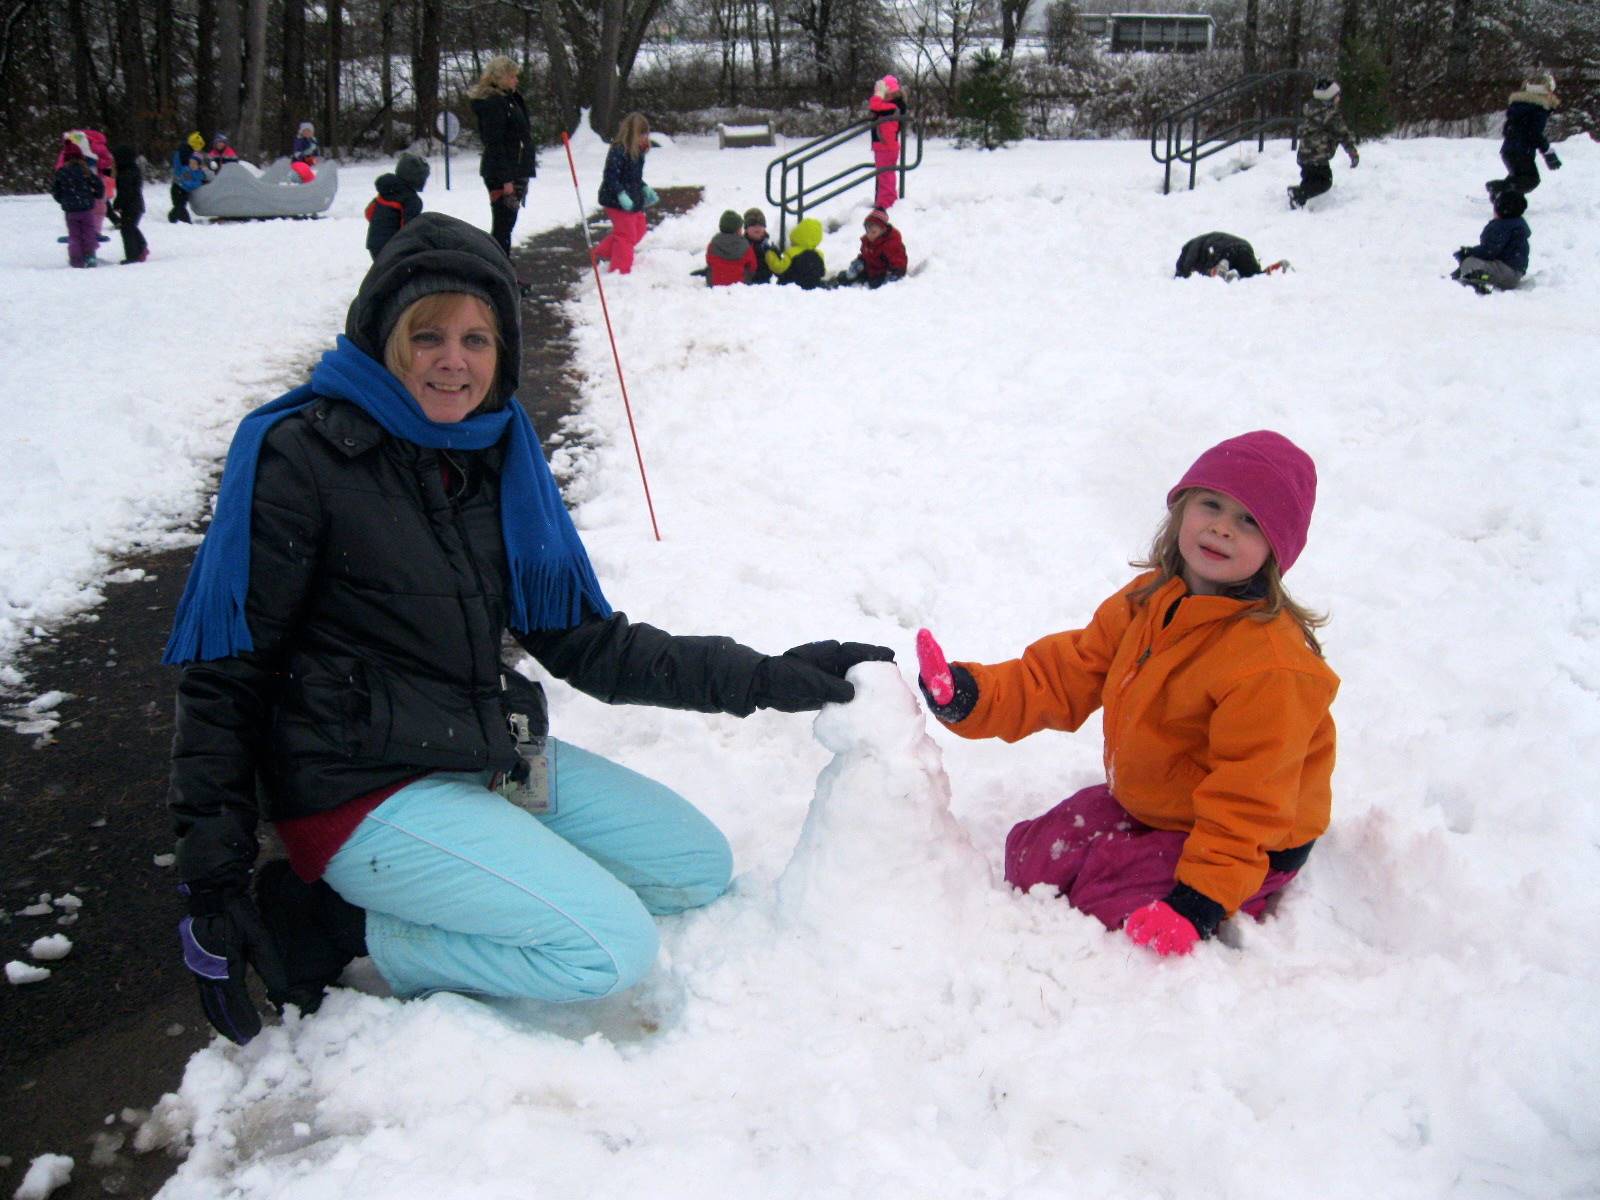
1166 430 1318 573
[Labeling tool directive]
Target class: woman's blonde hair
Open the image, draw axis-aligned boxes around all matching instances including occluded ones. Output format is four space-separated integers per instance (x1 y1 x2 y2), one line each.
382 292 505 412
1129 489 1327 655
614 112 650 157
468 55 520 100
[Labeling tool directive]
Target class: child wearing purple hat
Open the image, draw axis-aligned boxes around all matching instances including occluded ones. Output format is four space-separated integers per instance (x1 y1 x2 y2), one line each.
915 431 1339 957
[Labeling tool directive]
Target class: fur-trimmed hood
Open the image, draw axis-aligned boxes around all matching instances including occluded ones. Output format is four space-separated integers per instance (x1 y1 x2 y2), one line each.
1508 89 1559 110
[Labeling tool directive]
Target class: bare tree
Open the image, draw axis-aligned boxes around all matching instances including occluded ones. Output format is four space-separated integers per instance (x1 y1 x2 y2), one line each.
1445 0 1473 83
283 0 308 151
196 0 216 135
998 0 1034 63
215 0 240 136
893 0 994 106
324 0 342 155
116 0 151 145
237 0 267 158
380 0 395 150
414 0 443 144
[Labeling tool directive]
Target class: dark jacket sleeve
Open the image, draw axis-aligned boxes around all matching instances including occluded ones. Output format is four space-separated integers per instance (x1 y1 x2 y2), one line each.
517 611 769 717
1469 219 1509 261
169 429 323 892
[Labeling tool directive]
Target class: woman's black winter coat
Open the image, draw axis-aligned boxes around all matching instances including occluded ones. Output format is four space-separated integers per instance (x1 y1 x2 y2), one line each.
169 402 776 894
472 89 538 189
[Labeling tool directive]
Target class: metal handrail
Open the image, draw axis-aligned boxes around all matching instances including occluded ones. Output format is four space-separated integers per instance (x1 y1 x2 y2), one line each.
1150 68 1316 193
764 113 924 246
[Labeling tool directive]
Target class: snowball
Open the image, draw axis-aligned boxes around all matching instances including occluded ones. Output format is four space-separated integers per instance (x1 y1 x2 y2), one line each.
52 894 82 910
13 1153 73 1199
29 934 72 962
6 961 51 985
152 853 176 868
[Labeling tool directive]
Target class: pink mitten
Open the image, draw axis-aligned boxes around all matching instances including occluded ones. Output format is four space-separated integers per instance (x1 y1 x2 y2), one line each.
916 628 954 705
1124 901 1199 957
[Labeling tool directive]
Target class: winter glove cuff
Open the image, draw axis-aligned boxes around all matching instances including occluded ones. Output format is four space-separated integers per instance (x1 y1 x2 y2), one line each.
919 663 978 725
1160 882 1226 940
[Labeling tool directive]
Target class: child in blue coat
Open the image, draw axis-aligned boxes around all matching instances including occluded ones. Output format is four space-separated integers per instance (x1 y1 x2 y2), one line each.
1452 190 1530 294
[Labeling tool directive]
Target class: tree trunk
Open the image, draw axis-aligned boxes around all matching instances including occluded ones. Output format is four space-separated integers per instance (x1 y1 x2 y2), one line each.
323 0 341 155
999 0 1033 63
589 0 624 136
237 0 267 159
196 0 216 136
540 0 579 135
283 0 306 156
379 0 394 150
1243 0 1259 75
116 0 152 147
1445 0 1472 82
1337 0 1360 61
215 0 240 138
413 0 442 146
67 0 93 114
745 0 762 85
155 0 174 129
1286 0 1303 69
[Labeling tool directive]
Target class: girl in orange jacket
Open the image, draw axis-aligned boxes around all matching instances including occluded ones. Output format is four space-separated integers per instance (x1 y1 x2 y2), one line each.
917 431 1338 956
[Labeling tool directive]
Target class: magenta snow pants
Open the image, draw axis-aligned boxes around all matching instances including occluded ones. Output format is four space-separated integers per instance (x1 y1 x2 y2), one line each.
1004 784 1299 930
64 210 97 266
873 142 898 209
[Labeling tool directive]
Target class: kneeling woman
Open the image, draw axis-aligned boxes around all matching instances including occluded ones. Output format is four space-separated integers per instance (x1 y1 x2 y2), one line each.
168 214 890 1044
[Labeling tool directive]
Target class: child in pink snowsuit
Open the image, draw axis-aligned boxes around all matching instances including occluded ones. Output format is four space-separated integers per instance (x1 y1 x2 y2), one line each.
869 75 905 210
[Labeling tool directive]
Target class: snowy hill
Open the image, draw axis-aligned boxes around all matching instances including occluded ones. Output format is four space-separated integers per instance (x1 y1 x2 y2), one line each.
4 132 1598 1197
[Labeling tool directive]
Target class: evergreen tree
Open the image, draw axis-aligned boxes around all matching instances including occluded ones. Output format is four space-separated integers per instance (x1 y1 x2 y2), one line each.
1337 36 1393 139
957 47 1024 149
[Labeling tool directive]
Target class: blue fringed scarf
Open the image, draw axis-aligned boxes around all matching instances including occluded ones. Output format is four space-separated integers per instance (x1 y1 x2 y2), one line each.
164 336 610 664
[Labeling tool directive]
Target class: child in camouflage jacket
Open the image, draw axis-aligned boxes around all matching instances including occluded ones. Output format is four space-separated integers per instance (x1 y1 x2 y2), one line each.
1288 79 1358 209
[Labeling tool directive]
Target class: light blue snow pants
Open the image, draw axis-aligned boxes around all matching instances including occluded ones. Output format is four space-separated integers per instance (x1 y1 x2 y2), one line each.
321 738 732 1001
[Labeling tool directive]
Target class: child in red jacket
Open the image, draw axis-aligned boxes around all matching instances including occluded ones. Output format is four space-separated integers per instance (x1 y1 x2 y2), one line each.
705 209 756 286
917 432 1338 957
835 208 907 288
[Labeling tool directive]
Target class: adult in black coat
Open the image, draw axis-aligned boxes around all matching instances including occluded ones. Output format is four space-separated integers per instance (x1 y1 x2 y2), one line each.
165 213 892 1043
468 54 538 256
111 146 148 264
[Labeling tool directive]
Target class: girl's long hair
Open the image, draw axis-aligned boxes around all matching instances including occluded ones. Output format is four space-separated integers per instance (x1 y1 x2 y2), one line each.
1130 489 1327 656
614 112 650 158
468 55 519 100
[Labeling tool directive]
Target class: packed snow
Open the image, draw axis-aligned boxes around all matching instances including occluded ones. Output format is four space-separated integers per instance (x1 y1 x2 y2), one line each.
3 129 1598 1197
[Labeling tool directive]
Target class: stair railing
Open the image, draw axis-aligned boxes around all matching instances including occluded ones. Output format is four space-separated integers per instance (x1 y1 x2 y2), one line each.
1151 69 1316 193
765 113 924 245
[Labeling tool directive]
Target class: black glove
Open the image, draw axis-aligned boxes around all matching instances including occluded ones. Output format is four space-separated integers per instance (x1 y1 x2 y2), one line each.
178 884 289 1045
1543 150 1561 170
1453 247 1470 263
752 641 895 711
514 178 529 207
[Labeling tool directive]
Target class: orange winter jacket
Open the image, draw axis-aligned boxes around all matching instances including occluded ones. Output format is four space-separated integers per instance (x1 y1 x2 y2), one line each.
948 573 1339 914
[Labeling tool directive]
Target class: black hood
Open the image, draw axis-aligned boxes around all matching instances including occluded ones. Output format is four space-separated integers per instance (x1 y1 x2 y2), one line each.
346 212 522 400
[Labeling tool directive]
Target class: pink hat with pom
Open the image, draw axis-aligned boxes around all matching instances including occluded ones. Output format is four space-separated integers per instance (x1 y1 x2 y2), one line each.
1167 430 1318 573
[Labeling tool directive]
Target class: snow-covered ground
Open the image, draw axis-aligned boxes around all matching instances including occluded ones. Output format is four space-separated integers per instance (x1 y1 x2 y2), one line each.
4 131 1598 1198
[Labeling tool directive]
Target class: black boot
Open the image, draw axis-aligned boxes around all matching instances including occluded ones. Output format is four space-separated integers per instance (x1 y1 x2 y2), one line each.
255 860 368 1015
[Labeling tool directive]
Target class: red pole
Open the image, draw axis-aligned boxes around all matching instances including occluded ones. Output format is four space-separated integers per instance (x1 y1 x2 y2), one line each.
561 132 661 542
